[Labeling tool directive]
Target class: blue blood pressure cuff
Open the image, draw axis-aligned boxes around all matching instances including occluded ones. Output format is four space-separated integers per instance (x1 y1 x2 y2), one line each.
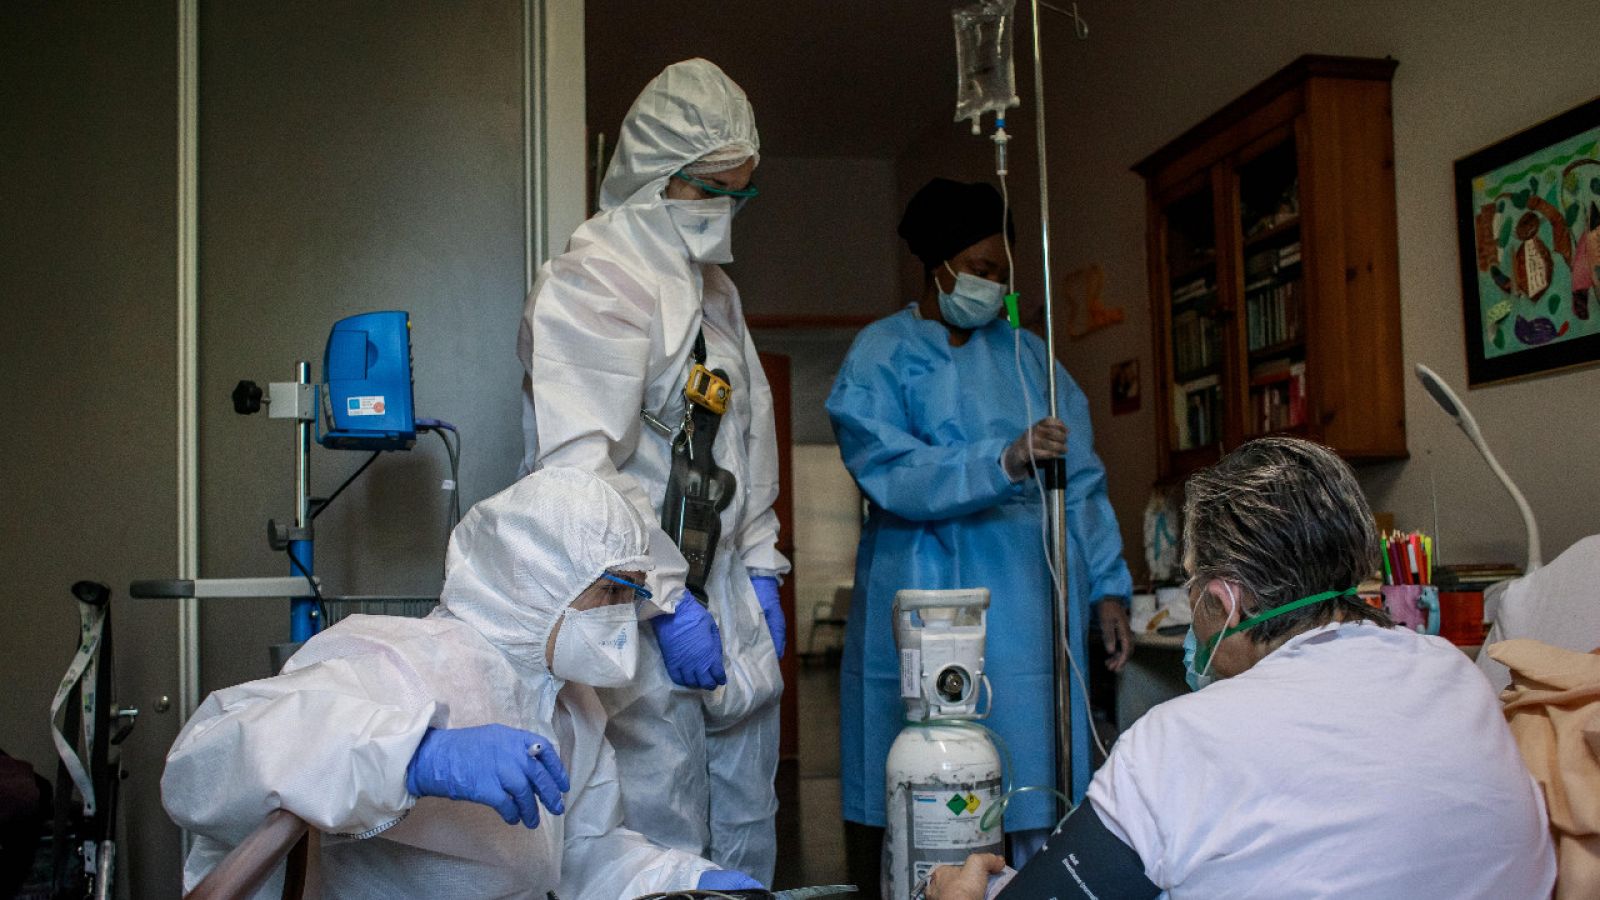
998 801 1160 900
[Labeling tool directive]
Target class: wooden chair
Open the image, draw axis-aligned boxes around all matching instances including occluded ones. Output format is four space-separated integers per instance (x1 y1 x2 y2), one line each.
184 809 319 900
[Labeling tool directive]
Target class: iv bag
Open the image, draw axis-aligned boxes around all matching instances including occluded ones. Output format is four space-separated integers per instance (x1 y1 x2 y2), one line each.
952 0 1020 132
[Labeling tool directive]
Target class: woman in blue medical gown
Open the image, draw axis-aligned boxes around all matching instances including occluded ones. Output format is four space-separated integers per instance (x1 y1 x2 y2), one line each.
826 179 1133 893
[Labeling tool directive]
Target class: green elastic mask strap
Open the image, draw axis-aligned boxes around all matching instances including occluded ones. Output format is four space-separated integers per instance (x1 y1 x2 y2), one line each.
1196 586 1358 672
672 170 759 199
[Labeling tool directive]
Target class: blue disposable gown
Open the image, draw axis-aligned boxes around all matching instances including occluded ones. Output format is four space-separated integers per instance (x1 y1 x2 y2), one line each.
826 308 1132 832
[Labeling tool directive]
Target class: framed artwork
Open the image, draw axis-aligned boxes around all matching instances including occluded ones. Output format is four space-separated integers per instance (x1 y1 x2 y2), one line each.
1111 358 1141 415
1062 264 1125 339
1456 96 1600 386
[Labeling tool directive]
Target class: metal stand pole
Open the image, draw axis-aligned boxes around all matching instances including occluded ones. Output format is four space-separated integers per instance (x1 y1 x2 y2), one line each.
289 361 317 641
1029 0 1076 814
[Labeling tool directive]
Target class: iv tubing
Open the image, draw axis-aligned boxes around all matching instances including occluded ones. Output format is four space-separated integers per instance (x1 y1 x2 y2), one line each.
1002 164 1106 761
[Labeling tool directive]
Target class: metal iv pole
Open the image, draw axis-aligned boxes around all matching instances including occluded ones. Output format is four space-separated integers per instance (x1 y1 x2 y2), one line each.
1029 0 1084 813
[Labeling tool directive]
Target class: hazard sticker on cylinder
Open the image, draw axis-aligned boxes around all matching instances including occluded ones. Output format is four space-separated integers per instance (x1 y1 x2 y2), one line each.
909 780 1001 850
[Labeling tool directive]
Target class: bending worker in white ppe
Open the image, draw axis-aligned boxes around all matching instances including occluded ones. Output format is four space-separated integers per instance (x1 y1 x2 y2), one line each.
925 438 1554 900
161 468 760 898
518 58 786 883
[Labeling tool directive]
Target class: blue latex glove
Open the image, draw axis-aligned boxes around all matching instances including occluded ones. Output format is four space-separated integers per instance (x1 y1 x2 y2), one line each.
651 589 727 690
698 869 763 890
751 575 786 659
405 724 569 828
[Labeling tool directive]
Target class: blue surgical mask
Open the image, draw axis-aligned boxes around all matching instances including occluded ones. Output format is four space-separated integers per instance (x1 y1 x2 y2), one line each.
937 262 1006 329
1182 626 1211 691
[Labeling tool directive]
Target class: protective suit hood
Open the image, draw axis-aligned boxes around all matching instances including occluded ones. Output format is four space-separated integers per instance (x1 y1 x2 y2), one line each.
439 467 652 679
599 58 759 211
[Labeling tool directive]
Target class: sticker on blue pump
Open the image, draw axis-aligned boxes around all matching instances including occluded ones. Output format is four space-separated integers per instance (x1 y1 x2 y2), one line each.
347 396 387 416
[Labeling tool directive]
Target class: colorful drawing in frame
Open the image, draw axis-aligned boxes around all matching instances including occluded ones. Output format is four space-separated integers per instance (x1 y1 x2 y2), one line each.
1455 96 1600 386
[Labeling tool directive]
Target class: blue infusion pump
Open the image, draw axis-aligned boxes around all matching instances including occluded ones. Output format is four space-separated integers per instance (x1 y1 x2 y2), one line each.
319 311 417 451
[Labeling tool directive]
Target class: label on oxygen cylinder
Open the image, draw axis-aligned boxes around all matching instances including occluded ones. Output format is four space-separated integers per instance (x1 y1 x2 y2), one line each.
900 649 922 698
902 771 998 890
908 778 1001 849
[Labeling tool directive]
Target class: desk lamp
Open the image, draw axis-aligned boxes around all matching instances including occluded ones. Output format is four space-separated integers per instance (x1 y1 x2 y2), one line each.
1414 363 1541 573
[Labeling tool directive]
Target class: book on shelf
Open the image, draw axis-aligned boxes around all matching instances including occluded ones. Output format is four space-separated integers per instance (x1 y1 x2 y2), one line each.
1173 374 1221 450
1244 241 1302 282
1244 251 1276 283
1170 275 1214 305
1248 361 1306 433
1246 278 1303 352
1436 564 1523 591
1243 178 1300 238
1171 309 1219 378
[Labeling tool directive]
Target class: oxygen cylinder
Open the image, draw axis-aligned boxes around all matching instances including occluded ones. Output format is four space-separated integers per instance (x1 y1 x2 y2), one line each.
885 723 1003 898
882 588 1004 899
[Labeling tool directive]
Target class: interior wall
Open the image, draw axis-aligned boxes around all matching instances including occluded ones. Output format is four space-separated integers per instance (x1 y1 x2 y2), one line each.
731 155 904 442
195 0 532 695
1 4 183 896
728 155 903 321
749 328 861 445
543 0 589 259
900 0 1600 577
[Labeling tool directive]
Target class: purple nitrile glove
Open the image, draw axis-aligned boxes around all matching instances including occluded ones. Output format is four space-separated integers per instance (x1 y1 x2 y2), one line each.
651 588 727 690
404 724 569 828
751 575 785 658
698 868 763 890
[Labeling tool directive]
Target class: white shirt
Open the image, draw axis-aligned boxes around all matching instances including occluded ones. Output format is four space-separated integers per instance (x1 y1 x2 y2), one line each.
1088 621 1555 899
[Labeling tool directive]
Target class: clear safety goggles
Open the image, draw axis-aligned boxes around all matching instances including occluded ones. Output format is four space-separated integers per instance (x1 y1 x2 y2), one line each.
672 169 759 202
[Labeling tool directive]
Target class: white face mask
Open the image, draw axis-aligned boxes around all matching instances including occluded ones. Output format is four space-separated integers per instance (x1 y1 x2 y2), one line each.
937 262 1006 329
664 197 735 264
550 603 639 688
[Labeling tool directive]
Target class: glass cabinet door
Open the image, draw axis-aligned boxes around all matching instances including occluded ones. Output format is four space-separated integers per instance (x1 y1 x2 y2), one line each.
1236 138 1306 438
1164 186 1223 452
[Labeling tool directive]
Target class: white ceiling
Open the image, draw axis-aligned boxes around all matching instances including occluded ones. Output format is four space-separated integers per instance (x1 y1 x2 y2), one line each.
585 0 964 160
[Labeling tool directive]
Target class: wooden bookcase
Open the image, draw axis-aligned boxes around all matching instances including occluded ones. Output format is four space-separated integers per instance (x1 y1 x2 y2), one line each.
1134 55 1408 483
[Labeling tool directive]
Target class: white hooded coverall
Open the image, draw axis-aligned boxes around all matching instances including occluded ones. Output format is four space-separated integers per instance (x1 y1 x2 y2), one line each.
161 468 716 899
518 58 787 882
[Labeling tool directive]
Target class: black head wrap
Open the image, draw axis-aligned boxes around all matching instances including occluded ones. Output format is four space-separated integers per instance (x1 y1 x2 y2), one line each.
898 178 1017 271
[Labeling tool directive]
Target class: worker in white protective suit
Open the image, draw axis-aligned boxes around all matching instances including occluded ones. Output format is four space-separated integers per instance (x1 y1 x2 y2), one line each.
518 58 787 884
162 467 761 898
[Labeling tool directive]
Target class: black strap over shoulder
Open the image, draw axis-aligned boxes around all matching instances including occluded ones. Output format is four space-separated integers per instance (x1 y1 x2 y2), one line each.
693 326 707 365
998 802 1161 900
